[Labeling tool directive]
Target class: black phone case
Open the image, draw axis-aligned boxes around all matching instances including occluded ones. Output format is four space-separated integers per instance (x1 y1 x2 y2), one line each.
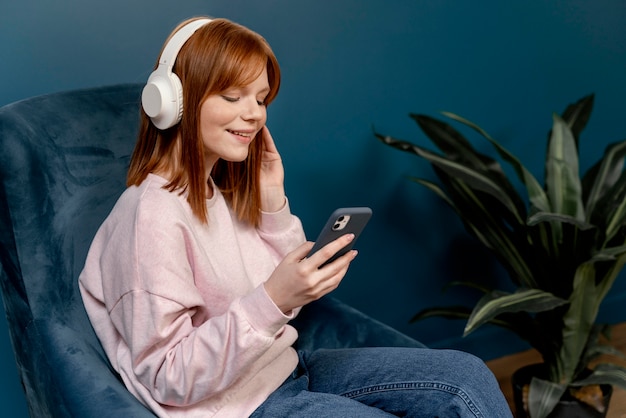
306 207 372 267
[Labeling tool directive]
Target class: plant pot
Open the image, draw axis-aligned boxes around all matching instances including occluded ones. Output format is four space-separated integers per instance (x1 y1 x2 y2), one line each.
512 363 613 418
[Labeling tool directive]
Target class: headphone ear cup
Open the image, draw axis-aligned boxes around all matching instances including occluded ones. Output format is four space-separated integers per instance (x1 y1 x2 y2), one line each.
141 18 211 130
169 72 184 127
141 69 184 130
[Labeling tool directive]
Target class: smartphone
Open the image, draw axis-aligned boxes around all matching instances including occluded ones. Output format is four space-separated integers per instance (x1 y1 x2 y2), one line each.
306 207 372 268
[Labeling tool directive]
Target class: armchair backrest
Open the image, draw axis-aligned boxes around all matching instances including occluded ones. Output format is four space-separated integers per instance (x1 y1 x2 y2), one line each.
0 84 155 417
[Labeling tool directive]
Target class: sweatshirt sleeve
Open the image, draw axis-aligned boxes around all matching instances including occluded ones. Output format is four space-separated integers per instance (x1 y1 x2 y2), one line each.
257 197 307 263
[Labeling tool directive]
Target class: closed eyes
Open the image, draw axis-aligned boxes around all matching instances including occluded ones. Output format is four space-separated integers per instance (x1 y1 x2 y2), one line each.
220 95 266 106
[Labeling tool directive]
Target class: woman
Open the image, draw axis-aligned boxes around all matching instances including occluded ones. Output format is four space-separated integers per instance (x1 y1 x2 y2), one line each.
79 16 512 417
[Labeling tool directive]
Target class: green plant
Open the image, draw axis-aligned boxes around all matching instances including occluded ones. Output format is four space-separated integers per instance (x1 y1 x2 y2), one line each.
375 95 626 418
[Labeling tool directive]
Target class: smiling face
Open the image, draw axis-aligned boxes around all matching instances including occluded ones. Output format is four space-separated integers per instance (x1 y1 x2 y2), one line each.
199 67 269 174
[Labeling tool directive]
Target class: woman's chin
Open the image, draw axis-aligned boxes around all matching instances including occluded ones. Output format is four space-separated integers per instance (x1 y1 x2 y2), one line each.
223 151 250 163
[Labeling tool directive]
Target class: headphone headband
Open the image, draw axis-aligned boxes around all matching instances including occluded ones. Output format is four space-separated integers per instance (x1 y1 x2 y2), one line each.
158 18 212 70
142 18 213 130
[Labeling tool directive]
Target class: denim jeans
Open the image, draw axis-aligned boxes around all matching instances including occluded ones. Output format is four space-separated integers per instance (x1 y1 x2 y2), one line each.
250 347 513 417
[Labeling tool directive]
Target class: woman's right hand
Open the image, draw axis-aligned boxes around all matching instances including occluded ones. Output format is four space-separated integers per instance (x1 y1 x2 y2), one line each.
263 234 358 314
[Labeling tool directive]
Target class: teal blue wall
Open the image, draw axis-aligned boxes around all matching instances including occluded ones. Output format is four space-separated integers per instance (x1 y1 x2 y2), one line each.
2 0 625 415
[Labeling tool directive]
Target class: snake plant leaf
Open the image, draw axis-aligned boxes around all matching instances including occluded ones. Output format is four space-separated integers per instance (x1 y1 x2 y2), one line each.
597 252 626 303
583 141 626 221
560 94 594 147
585 344 626 362
488 311 551 351
433 175 537 287
408 114 524 204
591 244 626 262
449 180 538 286
571 363 626 390
441 111 551 213
408 177 530 272
407 177 524 258
587 170 626 226
603 174 626 243
545 114 585 220
411 307 542 345
410 305 472 323
408 114 495 170
411 114 529 221
527 211 595 230
577 325 610 365
440 280 493 294
375 133 525 224
528 378 568 418
559 262 602 382
407 177 523 265
433 163 527 232
402 150 535 287
464 289 568 336
407 177 456 208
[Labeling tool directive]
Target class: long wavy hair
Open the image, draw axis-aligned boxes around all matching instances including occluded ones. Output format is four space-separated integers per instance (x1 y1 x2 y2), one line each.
127 17 281 226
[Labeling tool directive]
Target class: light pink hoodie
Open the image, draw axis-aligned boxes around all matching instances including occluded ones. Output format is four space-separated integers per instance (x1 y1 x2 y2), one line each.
79 174 307 417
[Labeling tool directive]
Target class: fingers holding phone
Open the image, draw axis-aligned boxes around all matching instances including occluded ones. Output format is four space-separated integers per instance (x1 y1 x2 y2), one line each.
264 236 356 313
306 207 372 268
263 208 371 313
306 233 357 270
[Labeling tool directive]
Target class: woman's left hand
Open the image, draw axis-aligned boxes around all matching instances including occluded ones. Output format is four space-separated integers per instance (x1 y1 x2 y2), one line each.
259 126 286 212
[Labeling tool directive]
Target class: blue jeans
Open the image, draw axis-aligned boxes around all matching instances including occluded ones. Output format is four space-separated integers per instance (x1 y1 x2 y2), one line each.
250 347 512 417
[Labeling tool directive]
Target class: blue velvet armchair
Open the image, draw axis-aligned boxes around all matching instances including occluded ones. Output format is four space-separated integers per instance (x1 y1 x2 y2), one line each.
0 84 424 417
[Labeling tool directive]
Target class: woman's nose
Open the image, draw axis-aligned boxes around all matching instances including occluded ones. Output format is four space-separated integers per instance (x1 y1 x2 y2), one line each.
242 98 264 120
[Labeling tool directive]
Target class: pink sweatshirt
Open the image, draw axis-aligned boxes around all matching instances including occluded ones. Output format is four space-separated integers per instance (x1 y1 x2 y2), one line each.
79 173 307 417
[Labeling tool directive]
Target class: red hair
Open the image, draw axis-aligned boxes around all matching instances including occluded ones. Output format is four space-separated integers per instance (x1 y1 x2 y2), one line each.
127 17 281 226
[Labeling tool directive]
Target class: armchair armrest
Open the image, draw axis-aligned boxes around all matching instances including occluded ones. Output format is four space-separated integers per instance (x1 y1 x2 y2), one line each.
291 296 426 352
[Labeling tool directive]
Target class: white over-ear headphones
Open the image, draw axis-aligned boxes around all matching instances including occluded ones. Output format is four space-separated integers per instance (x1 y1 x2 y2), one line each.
141 18 213 130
